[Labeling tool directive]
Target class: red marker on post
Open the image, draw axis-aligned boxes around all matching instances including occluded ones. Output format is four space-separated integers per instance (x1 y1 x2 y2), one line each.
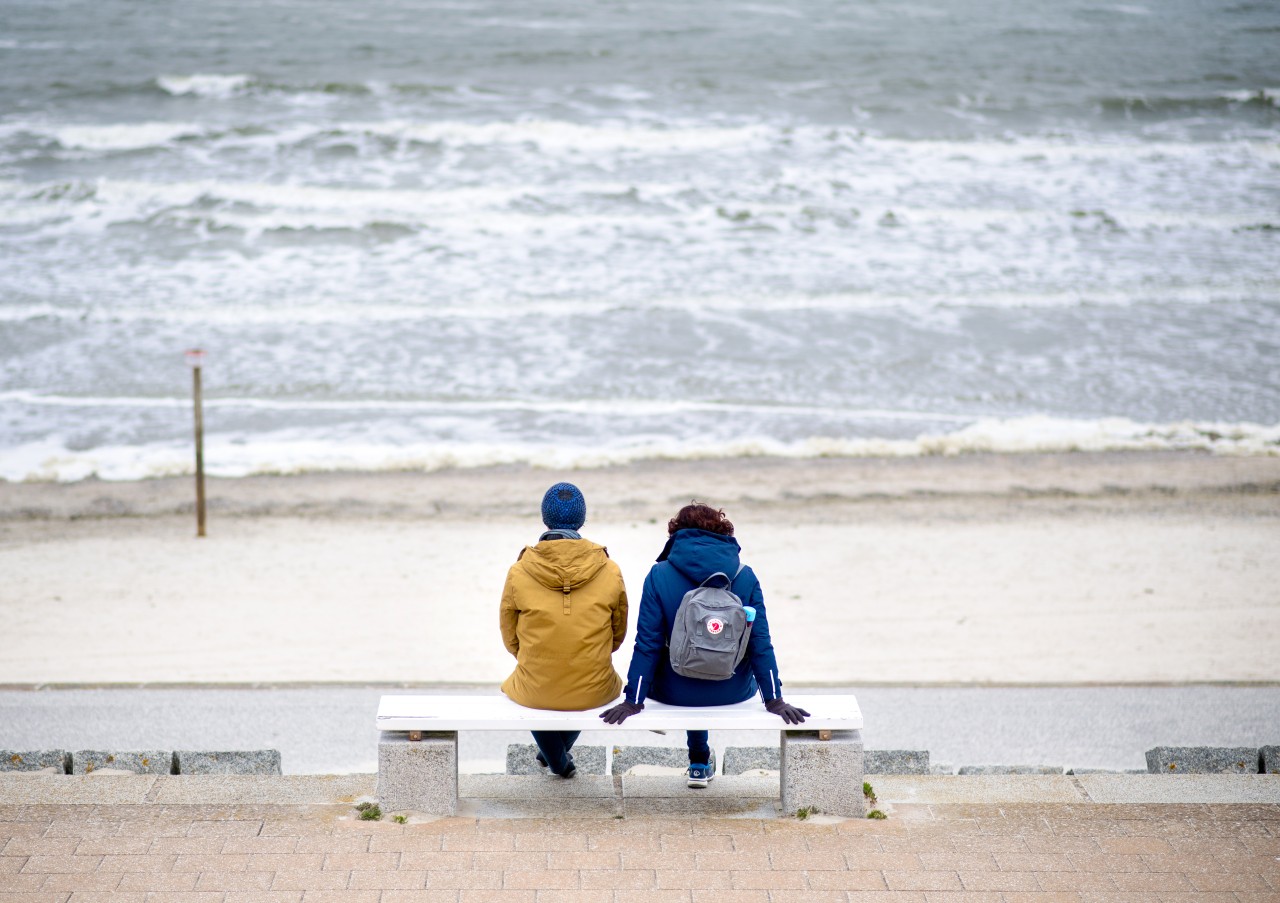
184 349 207 538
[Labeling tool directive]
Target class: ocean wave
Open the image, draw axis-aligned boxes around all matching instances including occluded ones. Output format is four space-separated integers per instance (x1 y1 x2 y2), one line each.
1098 89 1280 115
5 116 1277 164
2 280 1278 327
1218 88 1280 106
2 166 1275 244
1 116 776 158
3 416 1276 483
155 73 255 98
2 281 1277 327
371 118 774 152
46 121 210 151
0 390 976 423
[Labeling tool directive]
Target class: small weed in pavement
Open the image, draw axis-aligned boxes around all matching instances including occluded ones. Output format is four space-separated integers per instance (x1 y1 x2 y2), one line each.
392 814 408 824
867 809 887 820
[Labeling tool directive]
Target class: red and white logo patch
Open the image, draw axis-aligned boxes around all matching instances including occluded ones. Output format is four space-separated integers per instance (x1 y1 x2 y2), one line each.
706 618 724 635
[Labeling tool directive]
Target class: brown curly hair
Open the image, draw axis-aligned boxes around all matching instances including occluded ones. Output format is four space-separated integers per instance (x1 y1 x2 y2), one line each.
668 502 734 536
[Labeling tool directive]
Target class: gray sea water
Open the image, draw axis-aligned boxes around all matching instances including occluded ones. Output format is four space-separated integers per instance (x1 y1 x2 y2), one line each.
1 0 1278 479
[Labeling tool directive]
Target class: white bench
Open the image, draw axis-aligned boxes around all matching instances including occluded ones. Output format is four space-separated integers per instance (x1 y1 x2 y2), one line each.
375 694 865 817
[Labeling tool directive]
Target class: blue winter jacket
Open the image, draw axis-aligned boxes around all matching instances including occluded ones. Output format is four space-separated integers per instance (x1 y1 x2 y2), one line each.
622 528 783 707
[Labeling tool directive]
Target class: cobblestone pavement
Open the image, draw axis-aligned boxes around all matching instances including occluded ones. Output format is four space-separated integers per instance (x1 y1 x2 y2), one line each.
1 803 1278 902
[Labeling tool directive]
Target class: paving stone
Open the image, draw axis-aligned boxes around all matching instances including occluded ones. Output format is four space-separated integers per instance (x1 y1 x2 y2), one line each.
505 744 606 776
612 746 690 775
865 750 929 775
174 750 282 775
722 747 930 776
5 798 1280 900
70 750 171 775
722 747 778 774
1066 768 1147 774
1144 746 1260 774
957 765 1063 775
0 750 68 774
1261 745 1279 774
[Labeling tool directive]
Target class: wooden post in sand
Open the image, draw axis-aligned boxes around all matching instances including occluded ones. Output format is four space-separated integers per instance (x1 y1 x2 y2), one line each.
185 349 207 538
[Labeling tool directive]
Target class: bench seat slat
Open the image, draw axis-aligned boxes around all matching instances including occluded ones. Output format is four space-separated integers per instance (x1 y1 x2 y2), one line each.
375 693 862 732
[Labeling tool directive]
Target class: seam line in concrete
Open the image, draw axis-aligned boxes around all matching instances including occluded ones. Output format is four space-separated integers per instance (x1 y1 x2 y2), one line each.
1068 775 1093 802
142 778 164 804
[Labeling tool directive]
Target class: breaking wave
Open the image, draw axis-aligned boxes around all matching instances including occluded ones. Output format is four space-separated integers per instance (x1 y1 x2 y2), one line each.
155 73 255 98
3 415 1276 483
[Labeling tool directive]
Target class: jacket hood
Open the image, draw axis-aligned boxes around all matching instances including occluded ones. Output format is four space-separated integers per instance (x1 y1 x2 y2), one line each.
657 528 742 584
518 538 611 590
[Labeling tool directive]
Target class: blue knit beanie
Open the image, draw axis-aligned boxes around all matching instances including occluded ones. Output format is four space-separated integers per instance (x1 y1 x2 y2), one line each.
541 482 586 531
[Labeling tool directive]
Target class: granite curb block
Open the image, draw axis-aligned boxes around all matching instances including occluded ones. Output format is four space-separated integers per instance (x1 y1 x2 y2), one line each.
958 764 1064 775
870 774 1084 804
621 774 777 799
1262 745 1279 774
1077 773 1280 803
152 774 373 804
506 743 606 775
0 749 68 773
721 747 930 775
610 745 688 775
174 749 282 775
3 772 1279 808
867 749 930 774
723 746 778 774
71 749 170 775
0 774 157 804
1145 745 1259 774
463 774 616 799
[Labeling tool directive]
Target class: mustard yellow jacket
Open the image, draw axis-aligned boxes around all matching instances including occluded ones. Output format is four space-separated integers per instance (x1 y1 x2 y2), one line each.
499 538 628 710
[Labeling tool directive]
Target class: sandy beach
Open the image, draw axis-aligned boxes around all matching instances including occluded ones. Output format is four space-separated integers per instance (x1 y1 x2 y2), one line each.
1 450 1277 687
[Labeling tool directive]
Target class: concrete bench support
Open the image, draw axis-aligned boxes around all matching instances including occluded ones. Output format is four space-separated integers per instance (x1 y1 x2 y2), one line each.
781 729 865 817
375 694 863 817
377 732 457 815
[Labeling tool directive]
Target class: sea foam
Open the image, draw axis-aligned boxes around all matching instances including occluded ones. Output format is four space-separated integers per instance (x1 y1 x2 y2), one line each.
2 416 1275 483
156 74 255 98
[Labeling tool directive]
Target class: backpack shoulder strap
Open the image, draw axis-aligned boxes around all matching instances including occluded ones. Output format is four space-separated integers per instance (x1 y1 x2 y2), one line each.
700 564 747 590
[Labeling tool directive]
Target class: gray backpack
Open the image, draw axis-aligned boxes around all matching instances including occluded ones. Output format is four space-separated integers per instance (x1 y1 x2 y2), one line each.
668 565 751 680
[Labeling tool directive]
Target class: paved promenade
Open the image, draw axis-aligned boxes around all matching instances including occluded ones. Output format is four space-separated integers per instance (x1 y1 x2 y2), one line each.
1 776 1278 902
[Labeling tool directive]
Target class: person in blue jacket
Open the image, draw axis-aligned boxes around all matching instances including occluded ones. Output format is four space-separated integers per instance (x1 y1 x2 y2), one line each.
600 502 808 787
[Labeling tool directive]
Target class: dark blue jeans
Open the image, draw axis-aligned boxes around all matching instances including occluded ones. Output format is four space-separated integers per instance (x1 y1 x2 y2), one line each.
687 730 710 765
530 730 580 776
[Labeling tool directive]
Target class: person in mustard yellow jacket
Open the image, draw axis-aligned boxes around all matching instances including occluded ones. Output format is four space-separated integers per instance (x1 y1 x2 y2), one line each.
500 482 628 777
